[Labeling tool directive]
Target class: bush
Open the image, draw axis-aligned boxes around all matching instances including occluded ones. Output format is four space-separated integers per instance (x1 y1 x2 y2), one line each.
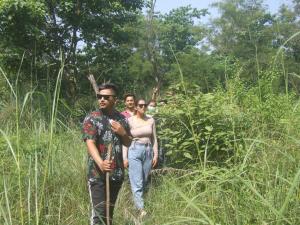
156 84 241 168
156 77 300 169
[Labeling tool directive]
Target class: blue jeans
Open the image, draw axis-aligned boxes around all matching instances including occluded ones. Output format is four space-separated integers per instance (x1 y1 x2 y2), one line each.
128 142 153 210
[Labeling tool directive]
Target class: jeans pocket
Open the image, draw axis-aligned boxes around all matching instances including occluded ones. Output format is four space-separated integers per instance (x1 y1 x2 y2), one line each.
128 148 134 159
88 177 98 187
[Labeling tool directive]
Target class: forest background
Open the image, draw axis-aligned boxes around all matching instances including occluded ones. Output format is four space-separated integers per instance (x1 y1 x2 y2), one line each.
0 0 299 224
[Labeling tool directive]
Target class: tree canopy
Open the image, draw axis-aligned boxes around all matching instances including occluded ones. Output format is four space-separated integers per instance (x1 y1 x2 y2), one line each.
0 0 299 105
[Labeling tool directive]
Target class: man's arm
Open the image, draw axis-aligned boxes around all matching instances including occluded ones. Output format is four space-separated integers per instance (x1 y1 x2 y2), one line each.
119 133 132 147
86 139 112 172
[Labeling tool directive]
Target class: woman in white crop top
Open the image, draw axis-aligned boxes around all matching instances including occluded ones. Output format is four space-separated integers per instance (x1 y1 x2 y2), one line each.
123 99 158 217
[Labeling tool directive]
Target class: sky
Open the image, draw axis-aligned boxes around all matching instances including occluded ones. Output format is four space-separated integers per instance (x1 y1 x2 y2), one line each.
154 0 293 23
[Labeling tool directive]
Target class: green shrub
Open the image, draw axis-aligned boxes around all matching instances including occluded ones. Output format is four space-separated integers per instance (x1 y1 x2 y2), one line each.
156 76 300 169
156 84 241 168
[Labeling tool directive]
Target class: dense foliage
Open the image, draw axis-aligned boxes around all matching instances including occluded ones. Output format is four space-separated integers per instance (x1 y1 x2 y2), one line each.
157 71 300 168
1 0 299 102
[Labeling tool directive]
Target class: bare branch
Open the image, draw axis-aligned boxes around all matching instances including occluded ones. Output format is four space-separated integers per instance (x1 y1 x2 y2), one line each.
87 74 99 95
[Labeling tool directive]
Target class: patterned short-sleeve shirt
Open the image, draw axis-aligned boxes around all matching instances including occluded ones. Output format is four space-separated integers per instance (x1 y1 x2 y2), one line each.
82 109 130 182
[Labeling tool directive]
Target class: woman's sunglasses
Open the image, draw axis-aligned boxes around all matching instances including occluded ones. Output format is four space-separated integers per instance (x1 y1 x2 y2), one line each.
137 104 147 108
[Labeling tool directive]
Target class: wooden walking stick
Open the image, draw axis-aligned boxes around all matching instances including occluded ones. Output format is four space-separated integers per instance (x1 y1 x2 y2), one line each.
106 143 112 225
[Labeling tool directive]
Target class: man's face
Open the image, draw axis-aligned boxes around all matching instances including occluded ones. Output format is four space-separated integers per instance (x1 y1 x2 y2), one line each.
97 88 116 111
125 96 135 110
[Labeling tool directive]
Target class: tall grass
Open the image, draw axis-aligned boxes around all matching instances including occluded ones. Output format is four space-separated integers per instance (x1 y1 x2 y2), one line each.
1 84 299 224
115 131 299 224
0 59 89 224
0 125 89 224
114 42 300 224
170 45 204 168
1 50 299 225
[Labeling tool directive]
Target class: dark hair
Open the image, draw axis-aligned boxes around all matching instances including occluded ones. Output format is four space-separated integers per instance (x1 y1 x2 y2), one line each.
135 98 146 106
158 99 168 104
123 93 136 101
98 83 118 95
148 99 156 106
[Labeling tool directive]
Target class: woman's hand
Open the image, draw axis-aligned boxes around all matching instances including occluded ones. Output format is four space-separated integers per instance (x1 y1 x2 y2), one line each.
123 159 129 169
152 155 158 168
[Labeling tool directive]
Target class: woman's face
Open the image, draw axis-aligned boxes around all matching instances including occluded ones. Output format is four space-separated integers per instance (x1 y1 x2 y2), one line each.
136 100 147 115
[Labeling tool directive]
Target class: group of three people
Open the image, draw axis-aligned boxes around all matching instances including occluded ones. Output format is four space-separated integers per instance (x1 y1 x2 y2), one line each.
82 83 158 225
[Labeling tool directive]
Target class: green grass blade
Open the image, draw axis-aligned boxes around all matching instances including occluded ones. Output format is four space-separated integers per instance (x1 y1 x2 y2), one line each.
0 129 18 168
241 178 292 224
3 178 12 225
0 201 10 225
20 91 35 118
0 67 16 98
273 31 300 66
168 180 214 225
277 167 300 225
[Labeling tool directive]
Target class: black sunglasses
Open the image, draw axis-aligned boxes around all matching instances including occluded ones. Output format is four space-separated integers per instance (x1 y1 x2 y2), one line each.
97 94 115 100
138 104 147 108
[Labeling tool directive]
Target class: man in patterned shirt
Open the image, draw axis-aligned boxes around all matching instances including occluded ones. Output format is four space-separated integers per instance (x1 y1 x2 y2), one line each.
82 83 132 225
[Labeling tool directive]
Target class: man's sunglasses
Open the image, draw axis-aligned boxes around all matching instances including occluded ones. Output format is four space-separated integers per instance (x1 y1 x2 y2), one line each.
138 104 147 108
97 94 115 100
